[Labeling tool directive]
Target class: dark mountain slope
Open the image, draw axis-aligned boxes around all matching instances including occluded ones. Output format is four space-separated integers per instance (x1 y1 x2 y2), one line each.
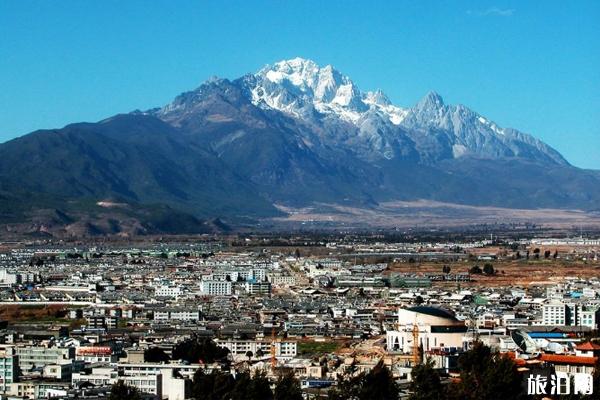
0 114 276 219
155 78 381 205
1 58 599 236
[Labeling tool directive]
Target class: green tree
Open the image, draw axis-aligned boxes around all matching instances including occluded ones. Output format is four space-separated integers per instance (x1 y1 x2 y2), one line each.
191 369 235 400
172 337 229 364
483 264 494 275
409 359 446 400
230 371 273 400
469 265 482 274
109 380 141 400
329 362 398 400
144 347 170 363
274 372 303 400
363 363 400 400
544 250 551 259
452 341 523 400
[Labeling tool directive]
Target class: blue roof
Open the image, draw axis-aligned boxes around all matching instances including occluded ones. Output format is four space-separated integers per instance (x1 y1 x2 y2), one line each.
528 332 567 338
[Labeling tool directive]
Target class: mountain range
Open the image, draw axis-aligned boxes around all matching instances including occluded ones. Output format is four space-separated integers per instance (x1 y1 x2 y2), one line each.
2 57 599 236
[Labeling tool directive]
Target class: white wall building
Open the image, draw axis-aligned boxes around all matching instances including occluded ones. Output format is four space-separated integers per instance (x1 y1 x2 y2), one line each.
200 280 232 296
215 339 297 361
155 285 182 298
154 308 200 322
386 306 468 354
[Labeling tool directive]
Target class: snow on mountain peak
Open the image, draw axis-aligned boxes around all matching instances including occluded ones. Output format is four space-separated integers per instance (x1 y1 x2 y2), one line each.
250 58 406 125
239 58 567 165
417 91 445 110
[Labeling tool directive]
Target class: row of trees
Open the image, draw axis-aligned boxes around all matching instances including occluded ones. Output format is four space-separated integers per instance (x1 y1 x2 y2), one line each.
515 248 558 260
109 370 303 400
328 362 399 400
469 263 495 275
117 341 600 400
192 365 399 400
410 341 523 400
191 369 303 400
145 337 232 364
171 337 230 364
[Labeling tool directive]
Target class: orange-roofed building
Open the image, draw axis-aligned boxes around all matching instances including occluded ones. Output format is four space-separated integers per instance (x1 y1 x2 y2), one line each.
575 342 600 358
540 353 598 375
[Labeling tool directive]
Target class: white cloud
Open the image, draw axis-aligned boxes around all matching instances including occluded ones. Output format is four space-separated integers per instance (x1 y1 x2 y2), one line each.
467 7 515 17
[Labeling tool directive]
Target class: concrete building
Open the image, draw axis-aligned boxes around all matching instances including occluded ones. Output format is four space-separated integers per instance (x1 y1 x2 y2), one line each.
386 306 468 354
154 308 201 322
245 281 272 295
14 345 75 374
0 347 18 392
75 346 116 363
215 339 297 361
200 280 232 296
155 285 182 298
268 273 296 286
542 301 599 328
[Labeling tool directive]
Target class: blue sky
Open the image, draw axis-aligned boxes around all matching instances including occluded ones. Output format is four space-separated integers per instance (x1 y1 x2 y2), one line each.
1 0 599 168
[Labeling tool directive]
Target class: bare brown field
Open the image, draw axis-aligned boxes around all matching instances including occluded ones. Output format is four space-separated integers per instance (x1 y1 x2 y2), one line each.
273 200 600 229
388 259 600 288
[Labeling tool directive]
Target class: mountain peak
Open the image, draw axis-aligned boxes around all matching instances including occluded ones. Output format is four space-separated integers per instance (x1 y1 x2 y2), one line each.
417 91 445 110
258 57 341 91
274 57 319 69
364 89 391 106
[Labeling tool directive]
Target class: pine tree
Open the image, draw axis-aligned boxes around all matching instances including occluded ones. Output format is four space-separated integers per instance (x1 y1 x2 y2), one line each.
409 359 445 400
274 372 303 400
329 362 398 400
109 380 141 400
452 341 524 400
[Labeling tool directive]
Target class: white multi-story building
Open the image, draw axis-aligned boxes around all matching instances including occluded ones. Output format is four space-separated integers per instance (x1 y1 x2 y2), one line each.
542 301 599 328
200 280 232 296
13 345 75 373
72 366 161 396
0 269 17 285
155 286 182 298
0 269 40 286
250 268 266 282
542 302 567 325
245 281 271 295
268 273 296 286
72 366 116 387
214 339 297 361
154 308 200 322
0 347 18 392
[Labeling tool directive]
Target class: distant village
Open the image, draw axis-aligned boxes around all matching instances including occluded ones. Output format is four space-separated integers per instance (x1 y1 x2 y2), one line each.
0 233 599 399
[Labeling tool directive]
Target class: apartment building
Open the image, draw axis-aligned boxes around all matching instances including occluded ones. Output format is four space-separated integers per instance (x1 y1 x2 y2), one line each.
200 280 232 296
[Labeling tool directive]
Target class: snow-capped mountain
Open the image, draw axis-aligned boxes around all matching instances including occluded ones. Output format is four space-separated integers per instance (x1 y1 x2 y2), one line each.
4 56 597 234
247 57 407 126
231 57 567 165
401 90 567 164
